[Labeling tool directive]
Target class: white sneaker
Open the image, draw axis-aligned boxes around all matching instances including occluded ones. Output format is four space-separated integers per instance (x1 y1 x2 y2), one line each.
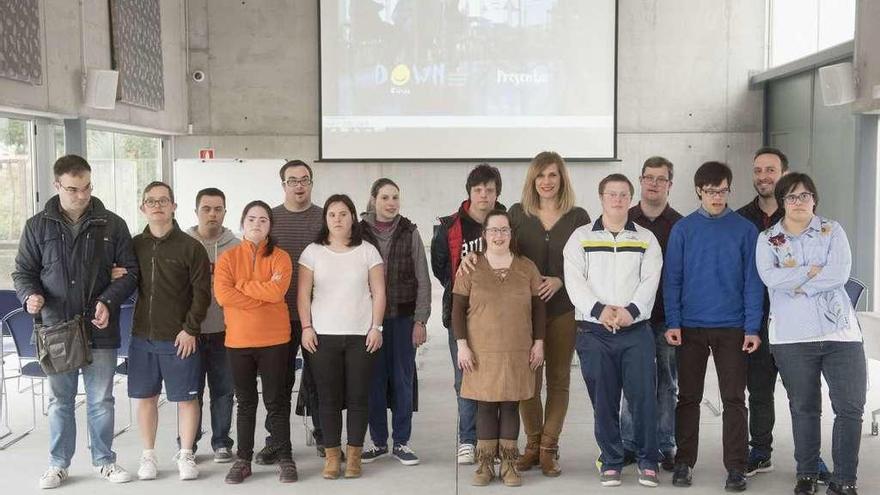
457 443 476 465
39 467 68 489
176 450 199 480
138 451 159 480
94 463 133 483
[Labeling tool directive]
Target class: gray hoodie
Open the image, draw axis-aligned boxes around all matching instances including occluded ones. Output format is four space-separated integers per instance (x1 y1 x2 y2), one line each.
187 226 241 334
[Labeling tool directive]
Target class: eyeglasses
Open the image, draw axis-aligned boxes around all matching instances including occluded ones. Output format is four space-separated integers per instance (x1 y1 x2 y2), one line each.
283 177 312 187
57 182 93 194
143 197 172 208
484 227 512 236
601 192 631 200
639 175 670 186
783 192 815 205
700 187 730 198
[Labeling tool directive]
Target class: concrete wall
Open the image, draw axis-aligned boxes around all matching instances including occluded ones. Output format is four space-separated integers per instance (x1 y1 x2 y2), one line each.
176 0 766 238
0 0 189 133
854 0 880 113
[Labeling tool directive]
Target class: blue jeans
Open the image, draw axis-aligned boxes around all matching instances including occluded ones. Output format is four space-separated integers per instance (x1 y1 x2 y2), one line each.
180 332 234 451
368 316 416 446
771 341 866 484
576 321 658 471
621 322 677 454
48 349 118 468
447 329 477 445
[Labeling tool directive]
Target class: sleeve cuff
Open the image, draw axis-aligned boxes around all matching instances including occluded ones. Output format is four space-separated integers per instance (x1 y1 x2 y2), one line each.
625 303 641 320
590 302 606 320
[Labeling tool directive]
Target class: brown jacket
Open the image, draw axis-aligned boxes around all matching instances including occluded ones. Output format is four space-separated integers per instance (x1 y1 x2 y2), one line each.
132 221 211 341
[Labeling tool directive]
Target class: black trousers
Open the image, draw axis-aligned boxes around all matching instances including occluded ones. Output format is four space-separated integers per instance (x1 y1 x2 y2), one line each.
309 334 377 448
228 343 291 461
747 323 777 455
266 321 323 446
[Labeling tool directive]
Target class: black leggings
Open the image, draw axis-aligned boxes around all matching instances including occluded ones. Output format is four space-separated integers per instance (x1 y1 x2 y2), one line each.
309 334 377 448
228 343 291 461
477 401 520 440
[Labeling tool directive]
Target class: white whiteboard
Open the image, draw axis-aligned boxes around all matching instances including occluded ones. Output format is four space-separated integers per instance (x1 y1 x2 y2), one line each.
172 159 286 232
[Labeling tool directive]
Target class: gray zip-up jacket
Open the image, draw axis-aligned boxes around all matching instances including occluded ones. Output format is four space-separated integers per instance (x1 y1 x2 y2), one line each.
187 226 241 334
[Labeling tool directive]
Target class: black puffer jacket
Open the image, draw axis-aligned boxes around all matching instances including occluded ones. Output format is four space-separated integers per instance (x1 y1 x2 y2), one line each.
12 196 140 349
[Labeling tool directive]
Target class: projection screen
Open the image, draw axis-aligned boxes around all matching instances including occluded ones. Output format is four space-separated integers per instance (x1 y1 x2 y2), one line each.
319 0 617 161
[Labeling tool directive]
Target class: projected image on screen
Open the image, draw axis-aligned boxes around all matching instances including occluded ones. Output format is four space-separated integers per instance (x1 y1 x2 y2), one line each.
320 0 616 160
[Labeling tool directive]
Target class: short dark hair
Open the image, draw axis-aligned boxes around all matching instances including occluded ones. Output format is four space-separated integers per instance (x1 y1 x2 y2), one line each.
754 146 789 171
775 172 819 213
481 209 519 256
466 163 502 196
240 200 277 256
316 194 364 247
53 155 91 178
142 181 175 204
641 156 674 181
195 187 226 208
694 161 733 193
598 173 634 196
279 159 313 181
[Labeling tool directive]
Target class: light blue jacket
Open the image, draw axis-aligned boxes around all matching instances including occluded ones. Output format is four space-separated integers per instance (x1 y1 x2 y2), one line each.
755 215 856 341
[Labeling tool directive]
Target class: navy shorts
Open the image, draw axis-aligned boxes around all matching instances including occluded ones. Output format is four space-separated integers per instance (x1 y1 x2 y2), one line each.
128 336 201 402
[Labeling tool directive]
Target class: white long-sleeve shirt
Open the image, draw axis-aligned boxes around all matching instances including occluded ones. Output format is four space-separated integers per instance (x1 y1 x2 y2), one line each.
563 217 663 324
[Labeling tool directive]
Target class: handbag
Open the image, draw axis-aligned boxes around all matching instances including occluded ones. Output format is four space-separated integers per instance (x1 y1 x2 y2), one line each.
34 225 106 375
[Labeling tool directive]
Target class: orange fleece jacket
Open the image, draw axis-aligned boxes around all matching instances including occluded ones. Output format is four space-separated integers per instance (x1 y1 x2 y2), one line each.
214 239 292 348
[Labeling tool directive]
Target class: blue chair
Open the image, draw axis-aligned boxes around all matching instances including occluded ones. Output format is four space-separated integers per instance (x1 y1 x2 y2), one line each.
0 309 43 449
0 290 21 440
0 290 20 326
844 277 867 310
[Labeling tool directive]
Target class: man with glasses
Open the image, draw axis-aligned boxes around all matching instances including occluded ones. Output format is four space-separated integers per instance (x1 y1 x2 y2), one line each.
663 161 764 491
14 155 139 489
563 174 663 488
620 157 683 472
130 181 211 481
254 160 324 478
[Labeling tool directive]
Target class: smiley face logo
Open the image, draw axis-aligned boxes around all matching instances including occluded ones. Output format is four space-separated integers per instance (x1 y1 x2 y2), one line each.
390 64 411 86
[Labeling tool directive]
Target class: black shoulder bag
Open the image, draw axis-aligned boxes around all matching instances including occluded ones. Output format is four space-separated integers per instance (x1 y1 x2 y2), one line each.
34 226 106 375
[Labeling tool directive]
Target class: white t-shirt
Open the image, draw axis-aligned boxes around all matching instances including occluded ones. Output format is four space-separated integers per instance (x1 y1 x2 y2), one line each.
298 242 384 336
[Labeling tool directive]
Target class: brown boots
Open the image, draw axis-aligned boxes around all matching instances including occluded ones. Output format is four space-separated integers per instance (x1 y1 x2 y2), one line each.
322 447 342 479
344 445 363 478
516 434 562 476
515 434 541 471
499 439 522 487
539 436 562 477
472 440 497 486
323 445 363 479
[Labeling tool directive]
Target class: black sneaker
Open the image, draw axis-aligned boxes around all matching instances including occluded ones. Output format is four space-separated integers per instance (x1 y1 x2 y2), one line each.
361 444 389 463
794 477 818 495
255 441 279 465
725 470 747 492
826 482 859 495
672 464 693 487
745 451 773 477
660 451 676 472
224 460 252 484
392 444 420 466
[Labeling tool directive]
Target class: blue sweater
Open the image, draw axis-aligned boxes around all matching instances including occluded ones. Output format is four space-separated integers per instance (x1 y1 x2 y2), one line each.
663 208 764 334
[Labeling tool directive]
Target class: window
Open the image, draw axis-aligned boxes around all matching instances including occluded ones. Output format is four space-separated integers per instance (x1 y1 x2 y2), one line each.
87 130 162 232
0 117 35 289
768 0 856 67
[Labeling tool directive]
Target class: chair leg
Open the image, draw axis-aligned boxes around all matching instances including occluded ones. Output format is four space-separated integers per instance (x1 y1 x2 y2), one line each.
0 377 38 449
113 395 133 438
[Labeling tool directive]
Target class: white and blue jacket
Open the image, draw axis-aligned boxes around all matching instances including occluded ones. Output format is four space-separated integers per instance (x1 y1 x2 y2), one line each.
563 216 663 325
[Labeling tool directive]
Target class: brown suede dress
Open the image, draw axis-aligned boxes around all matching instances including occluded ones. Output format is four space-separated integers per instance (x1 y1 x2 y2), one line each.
452 255 544 402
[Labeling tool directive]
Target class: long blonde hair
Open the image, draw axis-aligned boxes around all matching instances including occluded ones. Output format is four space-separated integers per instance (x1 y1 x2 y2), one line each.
520 151 576 216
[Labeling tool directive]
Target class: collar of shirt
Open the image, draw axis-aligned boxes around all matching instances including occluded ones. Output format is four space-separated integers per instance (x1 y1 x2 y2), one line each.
592 215 637 232
697 206 732 219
